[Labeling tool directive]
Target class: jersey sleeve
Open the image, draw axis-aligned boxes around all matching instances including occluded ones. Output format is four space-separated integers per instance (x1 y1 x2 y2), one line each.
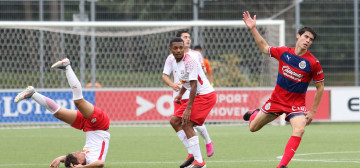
185 55 200 81
163 55 173 75
311 59 325 83
269 46 287 60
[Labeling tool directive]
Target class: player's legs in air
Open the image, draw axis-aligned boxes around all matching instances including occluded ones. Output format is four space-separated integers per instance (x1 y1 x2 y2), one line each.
51 58 95 118
15 58 94 124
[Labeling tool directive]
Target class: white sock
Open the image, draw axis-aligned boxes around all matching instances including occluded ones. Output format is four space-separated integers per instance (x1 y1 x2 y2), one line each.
177 130 192 154
195 124 212 144
187 136 203 163
31 92 60 114
65 65 83 100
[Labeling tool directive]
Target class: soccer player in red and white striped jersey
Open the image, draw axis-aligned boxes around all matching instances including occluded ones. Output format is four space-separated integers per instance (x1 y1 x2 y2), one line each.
242 11 324 168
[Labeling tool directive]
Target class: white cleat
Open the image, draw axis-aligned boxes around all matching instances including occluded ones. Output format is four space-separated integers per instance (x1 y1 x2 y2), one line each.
14 86 35 103
51 58 70 69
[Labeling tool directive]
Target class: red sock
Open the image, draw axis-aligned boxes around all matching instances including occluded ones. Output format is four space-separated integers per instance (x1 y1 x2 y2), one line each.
249 110 259 125
278 136 302 168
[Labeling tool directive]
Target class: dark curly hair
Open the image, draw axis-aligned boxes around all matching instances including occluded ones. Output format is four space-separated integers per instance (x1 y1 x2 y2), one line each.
64 153 79 167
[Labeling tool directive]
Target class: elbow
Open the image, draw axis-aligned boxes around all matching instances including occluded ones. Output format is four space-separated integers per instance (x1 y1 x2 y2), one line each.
98 161 105 167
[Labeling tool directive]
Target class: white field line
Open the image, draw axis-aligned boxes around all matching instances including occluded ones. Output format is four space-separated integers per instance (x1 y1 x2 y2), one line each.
1 151 360 167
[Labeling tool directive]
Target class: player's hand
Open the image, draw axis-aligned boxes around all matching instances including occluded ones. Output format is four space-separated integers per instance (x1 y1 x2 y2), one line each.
182 108 191 125
242 11 256 30
171 82 181 92
304 111 315 125
174 95 182 104
49 158 60 167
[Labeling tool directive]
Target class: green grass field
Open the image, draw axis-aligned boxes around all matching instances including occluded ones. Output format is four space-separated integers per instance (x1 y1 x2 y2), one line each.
1 123 360 168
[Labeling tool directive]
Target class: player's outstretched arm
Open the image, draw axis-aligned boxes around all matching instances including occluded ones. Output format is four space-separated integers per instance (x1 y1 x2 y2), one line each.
72 160 104 167
305 81 324 125
242 11 270 55
49 155 65 167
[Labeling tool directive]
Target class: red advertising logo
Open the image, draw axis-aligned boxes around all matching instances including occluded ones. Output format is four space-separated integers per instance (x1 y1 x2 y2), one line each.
95 89 330 122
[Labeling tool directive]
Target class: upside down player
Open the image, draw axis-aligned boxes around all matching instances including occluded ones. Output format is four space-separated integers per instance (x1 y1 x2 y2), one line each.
242 11 324 168
168 37 217 168
14 58 110 168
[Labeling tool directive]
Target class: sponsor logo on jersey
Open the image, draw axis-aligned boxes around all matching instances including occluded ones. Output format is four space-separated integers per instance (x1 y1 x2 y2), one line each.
299 61 306 69
282 66 303 82
265 102 271 110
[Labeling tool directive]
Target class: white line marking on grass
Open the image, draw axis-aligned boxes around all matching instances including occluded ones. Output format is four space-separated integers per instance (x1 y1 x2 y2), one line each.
276 151 360 163
0 160 280 167
106 160 279 165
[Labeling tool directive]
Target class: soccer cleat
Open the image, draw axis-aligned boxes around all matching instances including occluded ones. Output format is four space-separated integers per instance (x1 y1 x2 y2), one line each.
14 86 35 103
187 160 206 168
243 108 260 121
279 166 287 168
180 154 194 168
51 58 70 69
205 142 214 157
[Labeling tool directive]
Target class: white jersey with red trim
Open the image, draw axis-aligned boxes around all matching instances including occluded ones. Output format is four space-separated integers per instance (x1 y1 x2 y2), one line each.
163 50 205 99
175 53 214 95
82 130 110 164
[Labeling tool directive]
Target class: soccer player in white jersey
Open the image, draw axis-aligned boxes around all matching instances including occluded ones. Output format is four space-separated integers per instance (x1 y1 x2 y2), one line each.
168 37 217 168
162 31 214 168
14 58 110 168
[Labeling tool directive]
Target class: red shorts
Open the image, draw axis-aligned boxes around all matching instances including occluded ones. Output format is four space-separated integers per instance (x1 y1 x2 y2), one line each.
261 100 306 121
71 105 110 132
174 99 189 114
174 92 217 125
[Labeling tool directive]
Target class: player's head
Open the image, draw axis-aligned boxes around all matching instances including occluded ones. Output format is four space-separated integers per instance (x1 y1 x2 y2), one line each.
194 45 202 53
169 37 185 61
65 151 85 167
176 30 191 49
296 27 317 50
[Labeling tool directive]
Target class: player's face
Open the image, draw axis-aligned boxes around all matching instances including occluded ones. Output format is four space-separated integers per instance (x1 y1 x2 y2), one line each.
296 31 314 50
180 33 191 49
72 151 86 165
169 42 185 62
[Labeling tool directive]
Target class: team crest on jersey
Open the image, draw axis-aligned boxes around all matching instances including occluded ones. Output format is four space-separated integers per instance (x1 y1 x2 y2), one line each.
181 70 185 75
265 102 271 110
91 118 97 123
82 148 90 154
299 61 306 69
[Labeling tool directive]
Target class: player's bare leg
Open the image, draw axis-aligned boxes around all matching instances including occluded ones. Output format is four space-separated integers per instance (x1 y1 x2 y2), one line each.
51 58 94 118
248 109 277 132
14 86 77 125
182 121 206 168
277 115 306 168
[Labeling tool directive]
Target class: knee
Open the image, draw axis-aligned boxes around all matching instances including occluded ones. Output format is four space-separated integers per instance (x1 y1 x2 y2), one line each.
170 117 181 127
249 123 260 132
249 126 259 132
74 100 82 108
293 127 305 137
